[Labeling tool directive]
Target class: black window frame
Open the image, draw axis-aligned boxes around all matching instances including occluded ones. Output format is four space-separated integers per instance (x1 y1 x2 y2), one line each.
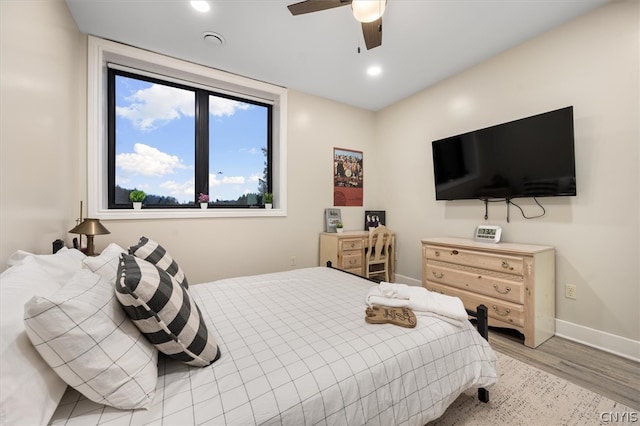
107 67 273 209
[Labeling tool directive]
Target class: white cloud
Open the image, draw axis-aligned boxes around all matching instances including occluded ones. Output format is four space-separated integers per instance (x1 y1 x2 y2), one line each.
209 97 250 117
116 84 194 131
116 143 188 177
240 147 262 155
116 83 252 129
223 176 246 184
209 173 246 187
160 179 194 198
115 175 131 186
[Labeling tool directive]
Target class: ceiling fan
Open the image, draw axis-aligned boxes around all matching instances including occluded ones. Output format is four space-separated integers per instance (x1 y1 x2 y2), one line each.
287 0 386 50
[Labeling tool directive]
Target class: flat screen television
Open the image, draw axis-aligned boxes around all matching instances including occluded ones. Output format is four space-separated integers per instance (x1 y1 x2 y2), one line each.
432 106 576 201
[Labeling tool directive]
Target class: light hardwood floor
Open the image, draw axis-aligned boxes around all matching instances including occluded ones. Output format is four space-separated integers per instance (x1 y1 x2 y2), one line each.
487 327 640 411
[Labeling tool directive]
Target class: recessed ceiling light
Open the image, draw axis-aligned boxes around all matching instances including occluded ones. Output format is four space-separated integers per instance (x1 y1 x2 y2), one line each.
367 66 382 77
191 1 210 13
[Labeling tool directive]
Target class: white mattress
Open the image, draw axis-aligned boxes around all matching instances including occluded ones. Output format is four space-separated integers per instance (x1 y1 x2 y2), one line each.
50 267 497 425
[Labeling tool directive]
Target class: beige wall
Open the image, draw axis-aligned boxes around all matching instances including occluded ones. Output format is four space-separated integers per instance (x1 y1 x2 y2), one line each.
1 0 637 348
0 0 85 262
375 0 639 342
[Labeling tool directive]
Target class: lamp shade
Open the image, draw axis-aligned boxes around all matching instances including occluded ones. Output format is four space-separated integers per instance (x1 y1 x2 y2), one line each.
69 218 110 236
352 0 386 23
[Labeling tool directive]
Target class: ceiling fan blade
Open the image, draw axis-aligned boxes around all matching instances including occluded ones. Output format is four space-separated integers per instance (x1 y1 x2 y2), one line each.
287 0 352 16
362 17 382 50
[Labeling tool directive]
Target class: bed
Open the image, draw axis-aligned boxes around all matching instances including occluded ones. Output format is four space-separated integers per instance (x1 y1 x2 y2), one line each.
1 241 497 426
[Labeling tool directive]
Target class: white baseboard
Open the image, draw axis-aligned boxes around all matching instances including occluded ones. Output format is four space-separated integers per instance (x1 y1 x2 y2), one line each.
555 319 640 362
395 274 640 362
395 274 421 286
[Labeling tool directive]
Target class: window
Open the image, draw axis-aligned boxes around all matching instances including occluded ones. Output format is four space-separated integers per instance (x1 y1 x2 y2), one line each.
87 36 287 219
108 69 271 208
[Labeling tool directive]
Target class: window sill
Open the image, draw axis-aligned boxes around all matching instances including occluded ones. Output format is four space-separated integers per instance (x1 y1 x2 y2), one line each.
91 208 287 220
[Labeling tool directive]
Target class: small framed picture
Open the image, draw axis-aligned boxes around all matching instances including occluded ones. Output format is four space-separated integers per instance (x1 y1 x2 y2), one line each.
325 208 342 233
364 210 385 230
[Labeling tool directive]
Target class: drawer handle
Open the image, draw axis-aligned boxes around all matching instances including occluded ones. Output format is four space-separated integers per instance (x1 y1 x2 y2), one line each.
493 284 512 294
501 261 510 269
434 250 440 257
432 271 444 279
350 243 357 248
451 250 459 255
492 305 511 316
348 259 358 265
431 288 444 294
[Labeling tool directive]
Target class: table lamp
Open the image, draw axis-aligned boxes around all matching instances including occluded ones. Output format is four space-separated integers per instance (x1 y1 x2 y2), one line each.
69 218 110 256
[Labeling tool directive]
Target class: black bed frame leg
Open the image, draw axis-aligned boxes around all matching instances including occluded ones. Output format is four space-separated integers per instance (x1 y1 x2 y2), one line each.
477 304 488 342
476 304 490 403
478 387 489 403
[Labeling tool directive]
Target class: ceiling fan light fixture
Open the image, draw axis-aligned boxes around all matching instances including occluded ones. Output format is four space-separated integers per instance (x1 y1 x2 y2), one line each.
352 0 386 23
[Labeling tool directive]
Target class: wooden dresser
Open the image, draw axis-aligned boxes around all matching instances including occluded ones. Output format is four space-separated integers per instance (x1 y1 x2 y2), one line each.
320 231 395 281
422 237 555 348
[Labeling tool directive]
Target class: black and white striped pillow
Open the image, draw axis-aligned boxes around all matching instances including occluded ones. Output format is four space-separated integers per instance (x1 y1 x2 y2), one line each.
129 237 189 288
115 254 220 367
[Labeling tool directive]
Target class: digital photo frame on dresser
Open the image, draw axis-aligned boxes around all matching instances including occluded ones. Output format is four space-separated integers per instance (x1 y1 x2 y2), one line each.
325 208 342 233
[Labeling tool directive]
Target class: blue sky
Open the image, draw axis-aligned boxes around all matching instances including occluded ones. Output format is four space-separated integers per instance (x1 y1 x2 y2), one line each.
115 75 268 203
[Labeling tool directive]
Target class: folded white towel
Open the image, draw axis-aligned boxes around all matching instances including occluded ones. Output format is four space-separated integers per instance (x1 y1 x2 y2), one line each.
365 283 468 327
378 282 410 299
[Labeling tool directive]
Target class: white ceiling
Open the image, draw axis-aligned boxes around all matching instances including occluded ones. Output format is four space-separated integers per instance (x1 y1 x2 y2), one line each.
65 0 609 111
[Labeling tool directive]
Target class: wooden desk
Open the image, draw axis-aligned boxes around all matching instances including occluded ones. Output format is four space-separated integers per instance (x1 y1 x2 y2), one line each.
319 231 395 281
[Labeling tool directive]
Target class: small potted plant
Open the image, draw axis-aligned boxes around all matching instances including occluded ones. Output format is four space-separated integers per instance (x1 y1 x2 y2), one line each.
264 192 273 209
129 189 146 209
336 221 344 233
198 193 209 209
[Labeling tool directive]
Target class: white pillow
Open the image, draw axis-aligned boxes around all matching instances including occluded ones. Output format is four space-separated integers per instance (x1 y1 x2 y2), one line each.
82 242 126 283
6 247 86 284
0 256 72 426
24 269 159 410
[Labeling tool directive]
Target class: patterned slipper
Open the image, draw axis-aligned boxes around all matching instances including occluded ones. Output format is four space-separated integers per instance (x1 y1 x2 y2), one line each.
365 305 417 328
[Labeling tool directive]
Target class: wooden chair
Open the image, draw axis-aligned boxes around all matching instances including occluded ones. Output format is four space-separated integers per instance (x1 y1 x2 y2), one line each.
366 225 393 282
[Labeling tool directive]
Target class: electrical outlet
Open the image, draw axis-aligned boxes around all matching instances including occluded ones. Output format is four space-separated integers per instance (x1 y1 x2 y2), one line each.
565 284 577 300
290 256 296 267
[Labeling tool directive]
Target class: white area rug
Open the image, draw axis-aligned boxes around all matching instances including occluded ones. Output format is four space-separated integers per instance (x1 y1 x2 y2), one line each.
428 352 637 425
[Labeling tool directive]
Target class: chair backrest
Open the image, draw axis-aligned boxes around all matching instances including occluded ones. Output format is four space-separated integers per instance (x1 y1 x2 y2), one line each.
367 225 392 263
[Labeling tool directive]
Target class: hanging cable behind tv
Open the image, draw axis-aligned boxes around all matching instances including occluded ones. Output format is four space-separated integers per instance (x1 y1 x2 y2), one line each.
481 197 546 223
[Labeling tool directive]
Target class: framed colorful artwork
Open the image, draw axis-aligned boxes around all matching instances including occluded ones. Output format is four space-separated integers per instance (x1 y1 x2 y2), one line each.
333 147 363 206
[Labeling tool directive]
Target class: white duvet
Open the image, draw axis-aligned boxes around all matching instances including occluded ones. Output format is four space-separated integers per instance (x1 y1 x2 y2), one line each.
50 267 497 426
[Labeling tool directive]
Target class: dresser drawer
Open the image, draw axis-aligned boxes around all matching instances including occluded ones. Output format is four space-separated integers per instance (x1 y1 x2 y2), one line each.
340 238 363 251
340 252 362 270
425 261 524 304
424 245 524 275
425 281 525 328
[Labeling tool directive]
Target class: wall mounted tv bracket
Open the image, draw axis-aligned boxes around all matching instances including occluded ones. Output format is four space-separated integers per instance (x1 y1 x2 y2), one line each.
482 198 513 223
